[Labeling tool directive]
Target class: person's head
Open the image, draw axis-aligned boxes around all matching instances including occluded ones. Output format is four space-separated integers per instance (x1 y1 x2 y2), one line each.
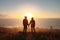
24 16 27 19
31 17 34 20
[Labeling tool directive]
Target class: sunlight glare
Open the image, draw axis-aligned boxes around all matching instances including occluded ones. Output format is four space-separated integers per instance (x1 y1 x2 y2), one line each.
24 13 33 18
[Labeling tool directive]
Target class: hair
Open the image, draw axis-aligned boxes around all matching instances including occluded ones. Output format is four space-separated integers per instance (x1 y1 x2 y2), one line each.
25 16 27 18
31 17 34 20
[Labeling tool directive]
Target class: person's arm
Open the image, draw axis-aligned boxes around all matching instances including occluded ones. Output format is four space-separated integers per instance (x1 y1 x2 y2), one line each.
34 20 35 27
28 20 31 27
29 21 32 25
27 20 28 25
27 20 29 27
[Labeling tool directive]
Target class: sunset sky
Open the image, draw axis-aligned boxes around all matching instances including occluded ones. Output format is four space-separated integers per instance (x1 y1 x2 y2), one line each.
0 0 60 19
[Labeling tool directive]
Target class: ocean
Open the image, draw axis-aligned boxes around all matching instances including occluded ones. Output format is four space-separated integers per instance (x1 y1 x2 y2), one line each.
0 18 60 29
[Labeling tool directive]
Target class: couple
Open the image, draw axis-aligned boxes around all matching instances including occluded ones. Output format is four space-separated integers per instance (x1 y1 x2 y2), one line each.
23 16 35 33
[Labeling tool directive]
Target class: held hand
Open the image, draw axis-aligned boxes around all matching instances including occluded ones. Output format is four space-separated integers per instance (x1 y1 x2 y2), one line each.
28 24 29 27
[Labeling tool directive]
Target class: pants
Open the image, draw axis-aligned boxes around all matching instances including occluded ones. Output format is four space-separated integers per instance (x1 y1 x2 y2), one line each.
23 25 27 33
31 27 35 32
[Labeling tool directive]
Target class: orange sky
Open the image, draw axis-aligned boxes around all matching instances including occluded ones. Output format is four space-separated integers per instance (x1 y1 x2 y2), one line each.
0 0 60 19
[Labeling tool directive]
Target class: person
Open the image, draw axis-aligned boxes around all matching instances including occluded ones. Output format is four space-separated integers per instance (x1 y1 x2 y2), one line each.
23 16 28 33
29 17 35 32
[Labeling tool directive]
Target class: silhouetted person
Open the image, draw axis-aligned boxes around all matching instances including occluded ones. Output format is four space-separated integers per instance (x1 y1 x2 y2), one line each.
29 17 35 32
23 16 28 33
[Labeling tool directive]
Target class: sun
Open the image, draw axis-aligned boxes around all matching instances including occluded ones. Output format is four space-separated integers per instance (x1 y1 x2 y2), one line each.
24 13 33 18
